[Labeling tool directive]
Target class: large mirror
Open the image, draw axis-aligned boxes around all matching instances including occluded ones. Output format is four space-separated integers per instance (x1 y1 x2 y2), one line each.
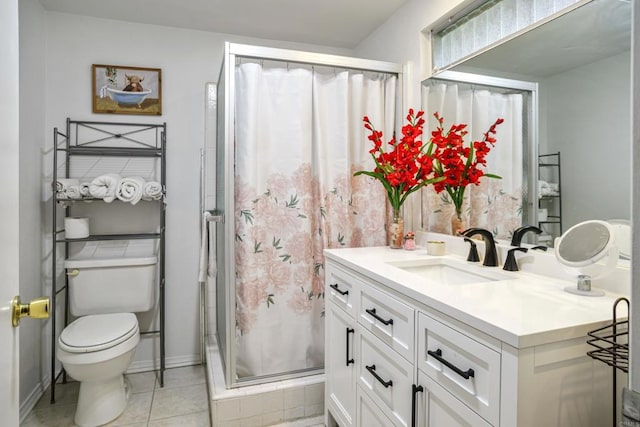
421 0 631 249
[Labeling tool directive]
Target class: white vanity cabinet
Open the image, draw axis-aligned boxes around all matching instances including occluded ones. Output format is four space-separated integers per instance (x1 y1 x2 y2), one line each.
325 251 617 427
325 264 361 427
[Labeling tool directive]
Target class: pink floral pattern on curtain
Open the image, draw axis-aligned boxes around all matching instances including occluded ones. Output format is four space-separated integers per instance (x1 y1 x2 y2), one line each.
234 163 386 334
421 179 522 239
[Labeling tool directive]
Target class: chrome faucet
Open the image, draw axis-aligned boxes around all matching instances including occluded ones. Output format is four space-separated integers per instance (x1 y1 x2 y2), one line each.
510 225 543 247
462 228 499 267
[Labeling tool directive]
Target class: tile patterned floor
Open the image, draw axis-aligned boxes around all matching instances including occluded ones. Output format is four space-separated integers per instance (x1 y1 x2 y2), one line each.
21 366 211 427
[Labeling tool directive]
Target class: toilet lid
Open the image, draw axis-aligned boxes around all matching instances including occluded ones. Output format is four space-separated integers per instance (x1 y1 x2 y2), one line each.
59 313 139 353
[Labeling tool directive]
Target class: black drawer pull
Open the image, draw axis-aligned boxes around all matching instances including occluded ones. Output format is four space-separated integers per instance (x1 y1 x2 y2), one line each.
330 283 349 296
346 328 355 366
365 308 393 326
365 364 393 388
412 384 424 427
427 348 475 380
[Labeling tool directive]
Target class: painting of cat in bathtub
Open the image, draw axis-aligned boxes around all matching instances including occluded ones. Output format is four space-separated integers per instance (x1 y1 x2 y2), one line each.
92 64 162 115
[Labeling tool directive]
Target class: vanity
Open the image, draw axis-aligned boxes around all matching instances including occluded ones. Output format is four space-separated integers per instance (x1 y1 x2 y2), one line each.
324 239 626 427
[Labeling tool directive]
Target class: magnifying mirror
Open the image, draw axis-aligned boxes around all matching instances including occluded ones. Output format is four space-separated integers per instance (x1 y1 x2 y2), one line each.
554 220 618 296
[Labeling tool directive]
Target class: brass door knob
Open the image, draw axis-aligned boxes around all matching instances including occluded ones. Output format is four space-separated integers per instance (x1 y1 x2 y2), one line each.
12 296 50 327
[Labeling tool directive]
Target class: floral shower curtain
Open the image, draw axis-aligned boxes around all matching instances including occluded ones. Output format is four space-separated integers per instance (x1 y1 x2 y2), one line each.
421 82 524 239
234 60 396 378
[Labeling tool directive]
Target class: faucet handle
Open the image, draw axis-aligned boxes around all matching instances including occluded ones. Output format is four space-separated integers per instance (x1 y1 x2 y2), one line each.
503 247 528 271
464 238 480 262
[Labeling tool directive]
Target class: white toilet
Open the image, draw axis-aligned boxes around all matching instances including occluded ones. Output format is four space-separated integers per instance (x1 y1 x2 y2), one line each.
57 255 157 427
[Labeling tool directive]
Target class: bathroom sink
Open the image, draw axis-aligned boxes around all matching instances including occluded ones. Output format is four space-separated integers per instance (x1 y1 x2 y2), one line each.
386 258 512 286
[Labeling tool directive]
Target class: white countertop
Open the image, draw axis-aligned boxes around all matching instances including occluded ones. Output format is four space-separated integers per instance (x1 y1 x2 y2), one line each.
325 246 628 349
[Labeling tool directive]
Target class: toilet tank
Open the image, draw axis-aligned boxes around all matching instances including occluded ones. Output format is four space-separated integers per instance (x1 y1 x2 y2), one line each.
65 256 157 316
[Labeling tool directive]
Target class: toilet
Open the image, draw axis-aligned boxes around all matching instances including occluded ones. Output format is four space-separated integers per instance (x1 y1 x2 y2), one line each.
57 255 157 427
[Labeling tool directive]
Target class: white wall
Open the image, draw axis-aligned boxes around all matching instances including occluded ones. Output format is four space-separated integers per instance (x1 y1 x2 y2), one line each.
18 0 47 417
354 0 467 109
43 12 351 374
541 52 631 229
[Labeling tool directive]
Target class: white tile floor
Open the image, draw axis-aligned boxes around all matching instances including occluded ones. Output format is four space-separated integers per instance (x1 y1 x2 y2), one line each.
22 365 211 427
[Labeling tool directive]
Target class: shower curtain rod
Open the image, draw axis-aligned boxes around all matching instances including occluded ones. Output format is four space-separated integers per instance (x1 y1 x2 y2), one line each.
227 42 402 74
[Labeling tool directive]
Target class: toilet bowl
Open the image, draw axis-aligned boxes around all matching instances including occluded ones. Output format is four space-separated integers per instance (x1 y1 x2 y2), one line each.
58 313 140 427
58 254 156 427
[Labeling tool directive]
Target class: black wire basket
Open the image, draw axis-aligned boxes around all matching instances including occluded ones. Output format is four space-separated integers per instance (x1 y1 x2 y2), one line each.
586 297 629 373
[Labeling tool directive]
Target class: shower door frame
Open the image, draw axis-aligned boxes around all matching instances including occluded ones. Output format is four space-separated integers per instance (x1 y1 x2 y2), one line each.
217 42 403 388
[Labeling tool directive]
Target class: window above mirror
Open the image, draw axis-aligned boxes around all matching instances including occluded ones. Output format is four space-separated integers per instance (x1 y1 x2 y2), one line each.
431 0 596 73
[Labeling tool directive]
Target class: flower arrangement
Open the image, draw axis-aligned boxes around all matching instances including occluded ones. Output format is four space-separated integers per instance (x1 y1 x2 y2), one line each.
354 109 443 215
430 112 504 223
356 109 504 240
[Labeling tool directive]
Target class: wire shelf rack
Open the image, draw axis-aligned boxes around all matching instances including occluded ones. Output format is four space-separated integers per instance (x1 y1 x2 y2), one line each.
587 297 629 372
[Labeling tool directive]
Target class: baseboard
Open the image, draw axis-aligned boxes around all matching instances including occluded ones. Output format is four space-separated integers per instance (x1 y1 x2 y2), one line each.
126 353 202 374
20 373 51 424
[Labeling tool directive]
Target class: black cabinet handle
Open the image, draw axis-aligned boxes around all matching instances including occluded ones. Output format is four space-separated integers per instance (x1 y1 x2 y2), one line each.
365 308 394 326
365 364 393 388
330 283 349 296
346 328 355 366
412 384 424 427
427 348 475 379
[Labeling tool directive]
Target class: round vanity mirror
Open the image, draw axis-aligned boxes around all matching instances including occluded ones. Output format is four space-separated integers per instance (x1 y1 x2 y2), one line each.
555 220 618 296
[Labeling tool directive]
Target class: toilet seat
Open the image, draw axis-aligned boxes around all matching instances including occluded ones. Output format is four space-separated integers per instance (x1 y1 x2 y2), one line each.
59 313 138 353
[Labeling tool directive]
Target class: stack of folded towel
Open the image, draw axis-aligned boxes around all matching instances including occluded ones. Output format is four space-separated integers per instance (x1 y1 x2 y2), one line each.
56 175 164 205
538 180 559 198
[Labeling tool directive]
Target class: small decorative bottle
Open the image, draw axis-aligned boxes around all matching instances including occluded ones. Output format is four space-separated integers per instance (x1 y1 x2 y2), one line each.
404 231 416 251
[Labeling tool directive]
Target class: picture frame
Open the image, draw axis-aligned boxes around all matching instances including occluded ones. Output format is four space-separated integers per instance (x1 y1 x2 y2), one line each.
92 64 162 115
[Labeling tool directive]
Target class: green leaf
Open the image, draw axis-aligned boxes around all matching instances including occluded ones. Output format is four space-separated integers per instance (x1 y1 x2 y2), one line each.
285 194 299 208
280 254 291 262
254 241 263 253
240 209 254 224
272 237 282 250
267 294 275 308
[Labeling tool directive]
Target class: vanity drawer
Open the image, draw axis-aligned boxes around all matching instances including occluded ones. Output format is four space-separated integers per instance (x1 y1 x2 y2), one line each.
326 264 361 318
358 328 413 427
418 313 501 426
358 284 414 362
356 385 397 427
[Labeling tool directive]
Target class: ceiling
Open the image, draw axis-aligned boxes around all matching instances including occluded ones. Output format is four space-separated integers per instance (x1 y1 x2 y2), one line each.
39 0 408 49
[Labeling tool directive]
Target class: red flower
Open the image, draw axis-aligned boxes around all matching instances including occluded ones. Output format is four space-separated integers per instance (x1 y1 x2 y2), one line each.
430 113 504 219
354 109 444 212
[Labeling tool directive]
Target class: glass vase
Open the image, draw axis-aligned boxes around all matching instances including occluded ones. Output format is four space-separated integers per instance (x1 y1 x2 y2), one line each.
451 210 465 236
389 208 404 249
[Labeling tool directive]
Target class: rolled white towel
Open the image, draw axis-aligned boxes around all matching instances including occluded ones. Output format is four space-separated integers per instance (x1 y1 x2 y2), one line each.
89 173 122 203
56 178 79 192
142 181 163 201
65 186 83 200
116 176 145 205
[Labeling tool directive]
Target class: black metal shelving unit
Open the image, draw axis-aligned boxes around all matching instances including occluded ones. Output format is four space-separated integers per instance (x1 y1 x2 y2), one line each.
50 118 167 403
538 152 562 244
587 297 629 427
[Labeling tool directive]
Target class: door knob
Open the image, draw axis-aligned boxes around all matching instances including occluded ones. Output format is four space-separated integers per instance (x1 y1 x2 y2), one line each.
12 296 50 327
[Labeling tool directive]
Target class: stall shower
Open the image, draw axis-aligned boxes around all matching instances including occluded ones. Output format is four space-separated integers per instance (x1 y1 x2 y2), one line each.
203 44 401 396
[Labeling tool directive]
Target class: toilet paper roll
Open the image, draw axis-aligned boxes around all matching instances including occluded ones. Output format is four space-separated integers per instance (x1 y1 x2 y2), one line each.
65 217 90 239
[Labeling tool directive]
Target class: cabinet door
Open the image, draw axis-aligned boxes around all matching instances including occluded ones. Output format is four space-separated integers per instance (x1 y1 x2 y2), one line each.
357 385 396 427
358 328 413 427
415 371 492 427
326 302 357 427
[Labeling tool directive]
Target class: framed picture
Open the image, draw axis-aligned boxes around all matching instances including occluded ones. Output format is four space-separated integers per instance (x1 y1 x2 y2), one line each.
92 64 162 115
